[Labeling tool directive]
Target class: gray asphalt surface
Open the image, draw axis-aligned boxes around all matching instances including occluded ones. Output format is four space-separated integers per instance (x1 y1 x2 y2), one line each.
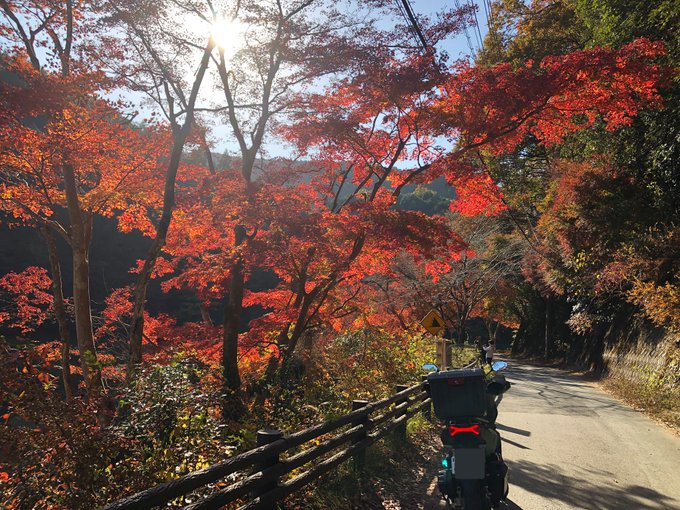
425 361 680 510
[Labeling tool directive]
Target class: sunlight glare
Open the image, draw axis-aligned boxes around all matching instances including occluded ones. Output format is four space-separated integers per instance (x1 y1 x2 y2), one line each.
210 17 247 60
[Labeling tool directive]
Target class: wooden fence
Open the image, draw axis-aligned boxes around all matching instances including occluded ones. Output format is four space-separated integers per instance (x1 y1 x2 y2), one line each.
100 379 431 510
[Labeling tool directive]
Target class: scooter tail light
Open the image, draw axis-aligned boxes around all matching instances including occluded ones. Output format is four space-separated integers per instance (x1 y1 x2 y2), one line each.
448 424 480 437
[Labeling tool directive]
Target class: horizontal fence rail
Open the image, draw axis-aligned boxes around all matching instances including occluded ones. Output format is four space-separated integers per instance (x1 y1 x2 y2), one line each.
100 380 431 510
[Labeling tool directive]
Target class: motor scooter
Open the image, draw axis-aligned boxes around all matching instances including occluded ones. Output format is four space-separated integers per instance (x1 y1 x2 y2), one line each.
423 361 511 510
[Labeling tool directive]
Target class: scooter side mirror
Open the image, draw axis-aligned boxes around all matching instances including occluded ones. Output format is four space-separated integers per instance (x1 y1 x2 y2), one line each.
422 363 439 372
491 361 508 372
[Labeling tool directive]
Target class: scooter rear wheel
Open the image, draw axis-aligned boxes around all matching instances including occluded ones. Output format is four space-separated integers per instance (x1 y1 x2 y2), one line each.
459 480 492 510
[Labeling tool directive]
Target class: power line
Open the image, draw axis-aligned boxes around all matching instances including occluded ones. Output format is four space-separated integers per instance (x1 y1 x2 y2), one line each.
394 0 420 49
468 0 485 52
453 0 477 59
397 0 429 51
481 0 492 41
482 0 503 60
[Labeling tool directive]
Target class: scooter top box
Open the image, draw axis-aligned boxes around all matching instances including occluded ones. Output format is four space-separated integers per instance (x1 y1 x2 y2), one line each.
426 368 487 419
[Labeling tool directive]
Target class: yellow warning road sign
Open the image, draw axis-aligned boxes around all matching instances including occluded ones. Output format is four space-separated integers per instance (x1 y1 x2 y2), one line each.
420 309 445 336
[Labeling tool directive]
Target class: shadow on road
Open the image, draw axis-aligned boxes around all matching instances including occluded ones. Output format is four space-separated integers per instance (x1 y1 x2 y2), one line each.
496 423 531 437
501 436 531 450
507 458 679 509
502 362 635 417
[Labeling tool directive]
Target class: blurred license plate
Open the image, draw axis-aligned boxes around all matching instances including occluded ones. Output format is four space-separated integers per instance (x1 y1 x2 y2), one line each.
454 447 485 479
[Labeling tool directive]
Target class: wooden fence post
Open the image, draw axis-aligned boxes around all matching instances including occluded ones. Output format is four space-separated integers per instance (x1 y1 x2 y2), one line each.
420 375 431 421
255 429 283 510
351 400 369 475
394 385 409 443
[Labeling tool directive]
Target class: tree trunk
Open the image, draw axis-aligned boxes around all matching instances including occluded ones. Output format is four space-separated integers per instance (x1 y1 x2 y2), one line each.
455 323 462 347
199 301 213 326
72 245 101 395
126 42 214 382
512 320 524 354
127 133 194 380
219 146 262 400
259 327 290 391
62 162 102 398
127 228 168 380
456 309 469 347
279 294 315 373
222 225 246 392
41 226 74 402
127 118 197 381
221 226 247 422
544 296 552 360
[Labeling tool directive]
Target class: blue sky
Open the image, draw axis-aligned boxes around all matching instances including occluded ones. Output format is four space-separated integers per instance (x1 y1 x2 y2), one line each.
1 0 493 160
419 0 491 60
208 0 494 159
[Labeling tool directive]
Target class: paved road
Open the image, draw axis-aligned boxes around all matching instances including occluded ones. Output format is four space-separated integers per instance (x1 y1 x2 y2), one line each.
425 361 680 509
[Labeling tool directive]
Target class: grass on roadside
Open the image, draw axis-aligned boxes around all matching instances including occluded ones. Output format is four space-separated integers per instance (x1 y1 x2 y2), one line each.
602 375 680 432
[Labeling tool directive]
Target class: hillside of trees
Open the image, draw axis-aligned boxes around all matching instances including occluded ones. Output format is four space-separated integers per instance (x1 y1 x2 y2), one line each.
0 0 677 507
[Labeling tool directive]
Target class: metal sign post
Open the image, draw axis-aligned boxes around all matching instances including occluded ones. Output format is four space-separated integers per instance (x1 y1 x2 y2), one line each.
435 337 446 368
435 337 453 369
